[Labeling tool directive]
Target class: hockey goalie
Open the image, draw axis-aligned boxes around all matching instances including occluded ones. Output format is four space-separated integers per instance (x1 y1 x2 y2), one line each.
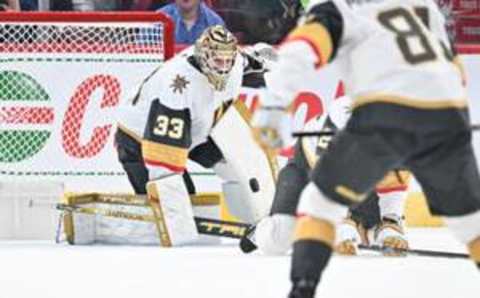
58 26 278 247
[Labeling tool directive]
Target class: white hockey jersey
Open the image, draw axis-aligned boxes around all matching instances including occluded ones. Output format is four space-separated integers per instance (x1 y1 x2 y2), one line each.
268 0 467 110
117 46 244 180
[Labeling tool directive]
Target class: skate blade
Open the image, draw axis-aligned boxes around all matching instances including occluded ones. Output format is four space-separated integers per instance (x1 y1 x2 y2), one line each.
335 240 358 255
382 237 409 257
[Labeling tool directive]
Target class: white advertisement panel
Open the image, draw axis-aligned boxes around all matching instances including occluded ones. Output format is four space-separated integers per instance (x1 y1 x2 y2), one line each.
1 51 479 193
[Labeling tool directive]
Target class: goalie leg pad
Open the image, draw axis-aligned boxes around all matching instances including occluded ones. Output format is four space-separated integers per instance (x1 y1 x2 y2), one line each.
147 174 199 247
64 210 96 245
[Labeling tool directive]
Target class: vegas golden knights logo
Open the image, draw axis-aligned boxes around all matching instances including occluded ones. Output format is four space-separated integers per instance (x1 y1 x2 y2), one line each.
170 75 190 94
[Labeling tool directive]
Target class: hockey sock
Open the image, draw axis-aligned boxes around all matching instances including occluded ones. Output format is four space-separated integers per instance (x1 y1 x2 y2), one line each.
290 216 335 287
291 240 333 282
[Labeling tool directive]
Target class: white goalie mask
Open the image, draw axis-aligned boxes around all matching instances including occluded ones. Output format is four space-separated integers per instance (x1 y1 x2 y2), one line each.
194 25 238 91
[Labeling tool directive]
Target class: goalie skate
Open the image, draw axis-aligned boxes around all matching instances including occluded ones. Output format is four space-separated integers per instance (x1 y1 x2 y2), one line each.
335 216 369 256
374 216 409 256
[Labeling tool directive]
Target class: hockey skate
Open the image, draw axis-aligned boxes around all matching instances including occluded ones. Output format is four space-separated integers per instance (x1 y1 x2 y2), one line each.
335 216 369 255
374 215 409 256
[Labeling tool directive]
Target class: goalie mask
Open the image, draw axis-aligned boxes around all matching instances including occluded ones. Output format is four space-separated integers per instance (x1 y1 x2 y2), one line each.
195 25 238 91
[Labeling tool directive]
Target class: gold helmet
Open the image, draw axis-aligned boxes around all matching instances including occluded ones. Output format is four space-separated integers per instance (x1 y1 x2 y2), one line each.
194 25 238 91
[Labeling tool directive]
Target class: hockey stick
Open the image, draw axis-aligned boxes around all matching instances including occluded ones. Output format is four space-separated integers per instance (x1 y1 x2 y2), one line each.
56 203 250 240
292 130 335 138
194 217 250 239
358 244 470 259
292 124 480 138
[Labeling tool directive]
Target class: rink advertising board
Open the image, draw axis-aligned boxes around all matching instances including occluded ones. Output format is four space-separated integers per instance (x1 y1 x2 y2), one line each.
1 45 480 200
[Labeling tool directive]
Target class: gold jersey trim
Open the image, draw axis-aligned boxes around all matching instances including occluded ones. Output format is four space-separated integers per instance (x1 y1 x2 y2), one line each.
142 140 188 169
287 23 333 67
353 94 468 110
469 237 480 262
294 216 335 247
335 185 367 203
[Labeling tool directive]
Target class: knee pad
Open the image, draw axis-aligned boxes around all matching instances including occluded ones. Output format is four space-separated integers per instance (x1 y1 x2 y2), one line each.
255 214 296 255
297 183 348 225
444 210 480 244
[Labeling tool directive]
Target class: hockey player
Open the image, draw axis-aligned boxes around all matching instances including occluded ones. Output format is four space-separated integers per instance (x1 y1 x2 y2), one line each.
114 26 277 246
251 95 411 256
232 0 410 255
254 0 480 297
115 25 237 196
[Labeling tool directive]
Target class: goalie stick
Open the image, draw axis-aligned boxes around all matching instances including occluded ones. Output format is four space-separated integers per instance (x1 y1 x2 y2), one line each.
237 225 471 259
56 203 250 240
358 244 470 259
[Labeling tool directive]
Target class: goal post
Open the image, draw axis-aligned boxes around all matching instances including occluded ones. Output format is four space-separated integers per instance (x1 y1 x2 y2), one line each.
0 11 175 239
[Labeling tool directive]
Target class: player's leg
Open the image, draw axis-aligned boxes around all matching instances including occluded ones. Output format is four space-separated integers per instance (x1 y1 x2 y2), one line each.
408 130 480 270
255 143 310 254
115 129 197 195
336 170 410 255
290 128 403 297
115 129 149 194
349 192 381 229
373 170 411 253
336 192 377 255
408 131 480 265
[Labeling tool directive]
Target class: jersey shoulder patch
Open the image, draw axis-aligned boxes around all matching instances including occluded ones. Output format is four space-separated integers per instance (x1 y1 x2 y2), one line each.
141 58 197 111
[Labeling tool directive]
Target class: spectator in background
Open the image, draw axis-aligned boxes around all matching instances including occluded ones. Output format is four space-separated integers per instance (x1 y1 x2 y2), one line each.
19 0 36 10
71 0 120 10
0 0 20 10
14 0 72 10
160 0 225 44
51 0 73 10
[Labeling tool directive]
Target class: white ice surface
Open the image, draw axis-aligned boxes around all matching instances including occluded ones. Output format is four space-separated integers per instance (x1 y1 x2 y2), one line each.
0 228 479 298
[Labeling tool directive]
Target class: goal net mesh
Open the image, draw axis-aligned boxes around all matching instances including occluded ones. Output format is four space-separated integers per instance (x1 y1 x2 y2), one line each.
0 12 174 191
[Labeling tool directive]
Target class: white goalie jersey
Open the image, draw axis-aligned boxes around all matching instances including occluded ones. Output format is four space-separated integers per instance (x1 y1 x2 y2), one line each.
116 46 243 180
267 0 467 110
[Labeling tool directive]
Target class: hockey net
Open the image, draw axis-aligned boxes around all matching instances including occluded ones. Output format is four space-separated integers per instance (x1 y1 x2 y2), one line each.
0 12 174 192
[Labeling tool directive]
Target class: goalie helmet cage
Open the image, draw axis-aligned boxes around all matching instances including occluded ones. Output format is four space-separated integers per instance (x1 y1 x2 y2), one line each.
0 11 174 193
